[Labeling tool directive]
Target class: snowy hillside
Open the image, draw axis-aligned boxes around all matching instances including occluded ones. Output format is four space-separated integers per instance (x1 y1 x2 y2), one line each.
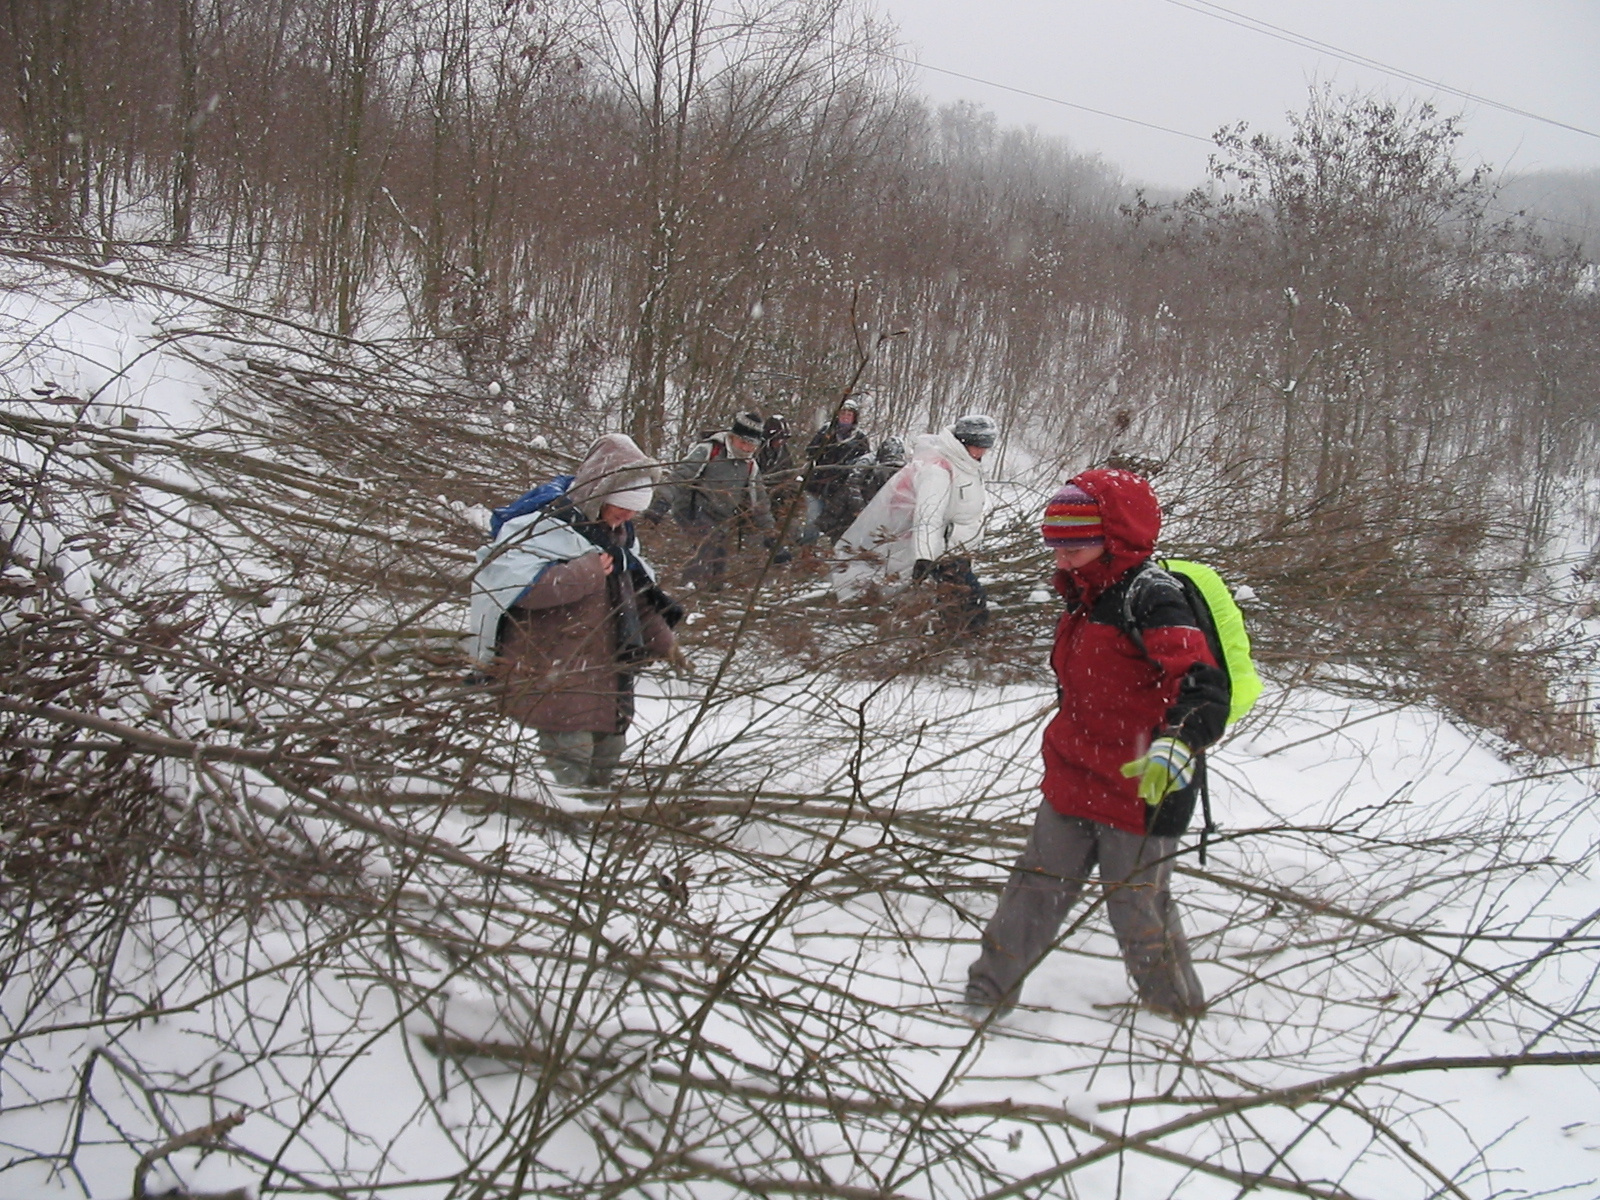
3 260 1599 1200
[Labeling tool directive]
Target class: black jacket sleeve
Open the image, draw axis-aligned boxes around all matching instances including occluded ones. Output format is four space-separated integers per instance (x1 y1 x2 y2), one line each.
1127 568 1231 753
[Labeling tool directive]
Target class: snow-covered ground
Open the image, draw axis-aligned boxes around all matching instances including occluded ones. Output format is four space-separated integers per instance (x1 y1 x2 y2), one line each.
4 673 1597 1199
3 261 1598 1200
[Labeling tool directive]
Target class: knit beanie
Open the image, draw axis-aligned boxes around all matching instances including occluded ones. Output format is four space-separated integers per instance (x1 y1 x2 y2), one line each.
951 413 999 448
1040 483 1104 547
730 410 766 442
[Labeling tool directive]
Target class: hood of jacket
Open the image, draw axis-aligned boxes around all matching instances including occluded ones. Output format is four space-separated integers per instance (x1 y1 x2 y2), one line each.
1055 468 1160 600
568 433 660 520
912 427 987 482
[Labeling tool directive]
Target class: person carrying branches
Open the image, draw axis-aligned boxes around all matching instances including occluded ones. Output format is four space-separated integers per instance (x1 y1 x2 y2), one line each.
965 470 1229 1020
849 434 907 511
757 412 803 526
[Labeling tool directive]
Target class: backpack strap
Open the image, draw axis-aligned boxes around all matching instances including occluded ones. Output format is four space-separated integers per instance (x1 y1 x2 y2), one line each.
1117 562 1229 850
675 441 715 524
1116 561 1188 659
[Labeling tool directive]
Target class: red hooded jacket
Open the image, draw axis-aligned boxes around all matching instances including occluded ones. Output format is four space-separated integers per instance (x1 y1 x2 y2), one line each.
1041 469 1227 835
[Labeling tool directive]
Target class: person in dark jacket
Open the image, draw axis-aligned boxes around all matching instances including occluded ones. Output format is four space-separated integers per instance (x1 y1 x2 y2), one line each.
757 412 802 528
849 434 907 511
965 470 1229 1020
666 409 775 589
476 434 686 789
802 396 872 542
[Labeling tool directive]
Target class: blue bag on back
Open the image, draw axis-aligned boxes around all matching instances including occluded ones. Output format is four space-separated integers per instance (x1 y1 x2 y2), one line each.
488 474 575 540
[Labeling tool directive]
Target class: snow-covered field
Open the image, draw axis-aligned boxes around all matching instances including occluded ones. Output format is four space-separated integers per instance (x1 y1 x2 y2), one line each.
3 263 1598 1199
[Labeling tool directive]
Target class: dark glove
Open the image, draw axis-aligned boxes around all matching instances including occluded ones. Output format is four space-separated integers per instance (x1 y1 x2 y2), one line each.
912 558 934 582
763 537 793 566
642 583 686 628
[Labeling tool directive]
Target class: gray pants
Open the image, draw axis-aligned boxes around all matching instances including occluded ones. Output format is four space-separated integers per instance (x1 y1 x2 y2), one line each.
967 804 1205 1016
536 730 626 788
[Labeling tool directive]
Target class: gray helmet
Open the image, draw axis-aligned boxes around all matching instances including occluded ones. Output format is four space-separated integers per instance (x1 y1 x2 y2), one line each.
877 435 907 465
951 413 998 448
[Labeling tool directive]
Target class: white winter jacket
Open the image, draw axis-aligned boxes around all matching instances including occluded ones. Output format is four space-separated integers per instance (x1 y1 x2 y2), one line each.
830 427 988 601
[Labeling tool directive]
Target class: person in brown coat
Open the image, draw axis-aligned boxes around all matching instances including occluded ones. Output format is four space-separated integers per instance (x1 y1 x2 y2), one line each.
470 434 685 789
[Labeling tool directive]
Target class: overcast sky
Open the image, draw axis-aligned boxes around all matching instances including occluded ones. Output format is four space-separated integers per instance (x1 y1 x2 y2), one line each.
879 0 1600 191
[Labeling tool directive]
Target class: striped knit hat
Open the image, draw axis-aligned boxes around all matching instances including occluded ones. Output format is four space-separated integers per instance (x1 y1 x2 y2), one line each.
1040 483 1104 547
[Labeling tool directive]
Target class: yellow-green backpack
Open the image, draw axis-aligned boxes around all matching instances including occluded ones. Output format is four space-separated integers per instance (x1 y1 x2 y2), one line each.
1158 559 1263 726
1118 558 1262 861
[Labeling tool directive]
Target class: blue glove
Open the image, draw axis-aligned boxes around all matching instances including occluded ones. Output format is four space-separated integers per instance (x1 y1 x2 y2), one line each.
1119 736 1196 806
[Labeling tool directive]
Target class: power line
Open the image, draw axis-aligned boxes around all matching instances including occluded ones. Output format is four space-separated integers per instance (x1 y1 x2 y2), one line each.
883 8 1596 154
745 3 1216 146
1162 0 1600 141
879 50 1213 144
808 9 1598 238
882 47 1597 239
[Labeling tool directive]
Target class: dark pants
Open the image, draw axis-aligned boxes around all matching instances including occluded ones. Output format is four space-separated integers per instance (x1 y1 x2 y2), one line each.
815 485 857 541
967 804 1204 1016
682 522 733 589
930 557 989 633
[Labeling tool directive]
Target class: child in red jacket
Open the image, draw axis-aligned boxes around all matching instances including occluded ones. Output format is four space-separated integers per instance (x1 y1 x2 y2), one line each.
965 469 1229 1020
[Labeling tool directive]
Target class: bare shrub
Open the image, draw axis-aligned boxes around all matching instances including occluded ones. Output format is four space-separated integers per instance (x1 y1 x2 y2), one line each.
2 256 1598 1199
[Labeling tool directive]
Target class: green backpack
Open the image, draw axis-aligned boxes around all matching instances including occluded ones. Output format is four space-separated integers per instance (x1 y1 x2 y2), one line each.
1156 559 1263 725
1119 558 1263 861
1116 557 1262 723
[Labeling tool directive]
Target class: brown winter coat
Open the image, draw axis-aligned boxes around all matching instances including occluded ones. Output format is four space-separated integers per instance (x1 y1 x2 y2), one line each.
495 544 675 733
490 433 675 733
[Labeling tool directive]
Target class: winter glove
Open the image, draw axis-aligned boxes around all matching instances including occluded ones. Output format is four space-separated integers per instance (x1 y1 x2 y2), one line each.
1119 735 1196 806
665 643 695 677
912 558 934 582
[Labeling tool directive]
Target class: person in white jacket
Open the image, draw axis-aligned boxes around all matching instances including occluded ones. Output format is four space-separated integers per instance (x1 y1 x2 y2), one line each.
830 414 998 632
